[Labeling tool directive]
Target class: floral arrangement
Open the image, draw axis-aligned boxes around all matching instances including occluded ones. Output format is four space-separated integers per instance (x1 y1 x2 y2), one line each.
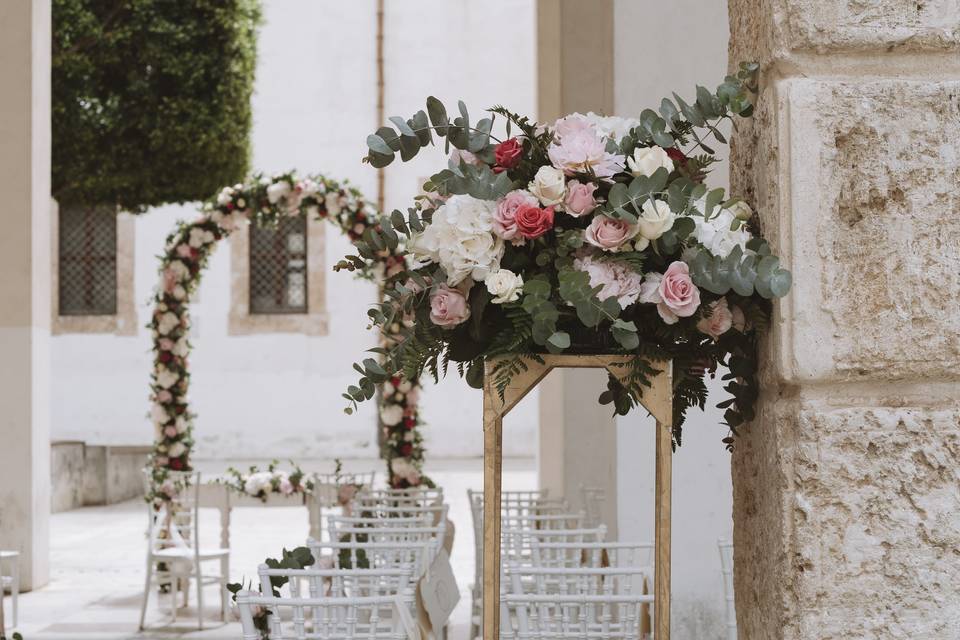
227 546 316 639
343 63 791 445
146 171 429 498
219 461 313 502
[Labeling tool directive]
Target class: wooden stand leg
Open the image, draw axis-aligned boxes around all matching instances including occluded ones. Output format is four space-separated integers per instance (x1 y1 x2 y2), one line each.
482 416 503 640
654 420 672 640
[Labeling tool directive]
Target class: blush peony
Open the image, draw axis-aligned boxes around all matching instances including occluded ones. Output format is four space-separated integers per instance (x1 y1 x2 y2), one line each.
574 255 644 307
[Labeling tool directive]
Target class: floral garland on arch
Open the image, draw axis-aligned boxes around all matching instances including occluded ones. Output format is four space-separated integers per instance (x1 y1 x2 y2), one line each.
146 171 429 503
342 63 792 447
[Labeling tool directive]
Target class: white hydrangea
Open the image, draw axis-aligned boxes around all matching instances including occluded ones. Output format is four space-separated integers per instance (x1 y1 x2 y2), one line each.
406 195 504 285
380 404 404 426
692 204 752 258
582 112 642 142
244 471 274 496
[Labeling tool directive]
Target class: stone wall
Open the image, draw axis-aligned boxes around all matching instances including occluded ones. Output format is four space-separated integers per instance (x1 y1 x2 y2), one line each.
51 441 149 512
727 1 960 638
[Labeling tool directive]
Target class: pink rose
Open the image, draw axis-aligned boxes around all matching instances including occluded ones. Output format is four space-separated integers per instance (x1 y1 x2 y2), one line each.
697 298 733 340
175 244 193 259
163 425 178 438
162 269 178 293
515 204 555 240
563 180 598 217
584 215 638 251
156 390 173 403
657 261 700 322
494 190 539 242
158 338 175 352
429 285 471 327
278 478 294 495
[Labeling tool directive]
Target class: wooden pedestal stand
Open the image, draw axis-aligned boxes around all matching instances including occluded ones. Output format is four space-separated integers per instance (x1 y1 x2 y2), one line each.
482 354 673 640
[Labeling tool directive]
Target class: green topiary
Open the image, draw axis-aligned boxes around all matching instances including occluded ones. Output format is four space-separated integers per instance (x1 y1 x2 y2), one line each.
52 0 262 212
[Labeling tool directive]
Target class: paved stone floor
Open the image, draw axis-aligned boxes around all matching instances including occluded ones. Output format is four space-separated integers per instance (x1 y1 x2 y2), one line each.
6 458 536 640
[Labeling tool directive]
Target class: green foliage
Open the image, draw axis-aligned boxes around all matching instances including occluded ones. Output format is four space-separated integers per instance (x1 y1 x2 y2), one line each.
52 0 261 211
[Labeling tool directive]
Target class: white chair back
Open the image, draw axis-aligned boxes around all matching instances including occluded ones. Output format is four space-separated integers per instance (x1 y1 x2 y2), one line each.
579 485 606 528
256 565 414 602
307 539 437 577
500 512 585 532
357 487 443 509
530 541 654 571
351 503 448 525
502 526 607 566
236 590 419 640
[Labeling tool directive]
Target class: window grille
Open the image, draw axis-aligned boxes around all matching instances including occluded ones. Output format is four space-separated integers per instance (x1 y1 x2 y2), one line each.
58 205 117 316
249 217 308 314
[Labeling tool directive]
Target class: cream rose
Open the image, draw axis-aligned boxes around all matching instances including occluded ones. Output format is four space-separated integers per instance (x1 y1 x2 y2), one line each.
484 270 524 304
380 404 404 426
528 166 566 207
637 200 675 240
627 146 675 178
266 181 292 204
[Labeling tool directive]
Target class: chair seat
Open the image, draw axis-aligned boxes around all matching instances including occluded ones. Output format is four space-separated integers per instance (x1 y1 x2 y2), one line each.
153 547 230 560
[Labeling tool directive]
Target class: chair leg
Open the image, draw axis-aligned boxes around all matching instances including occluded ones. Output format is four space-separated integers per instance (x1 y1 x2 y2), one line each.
171 571 178 623
10 559 18 629
138 558 154 631
196 561 204 630
220 556 229 621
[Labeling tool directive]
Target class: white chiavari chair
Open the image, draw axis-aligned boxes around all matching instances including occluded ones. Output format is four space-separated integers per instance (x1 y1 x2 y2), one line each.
138 470 230 630
307 470 378 542
357 487 444 510
351 503 448 526
256 565 415 604
718 538 737 640
579 485 606 528
236 590 420 640
328 513 436 538
500 512 585 533
501 565 653 640
0 551 18 630
502 526 607 568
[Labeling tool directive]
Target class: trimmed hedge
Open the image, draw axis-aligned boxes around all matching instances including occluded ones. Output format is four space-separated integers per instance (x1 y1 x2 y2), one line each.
53 0 261 212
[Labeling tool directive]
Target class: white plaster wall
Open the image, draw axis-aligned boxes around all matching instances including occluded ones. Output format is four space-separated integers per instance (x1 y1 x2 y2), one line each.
613 1 734 638
51 0 538 460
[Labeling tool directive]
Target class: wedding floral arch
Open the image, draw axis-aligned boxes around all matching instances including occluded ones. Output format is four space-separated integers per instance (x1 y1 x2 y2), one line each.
147 172 427 500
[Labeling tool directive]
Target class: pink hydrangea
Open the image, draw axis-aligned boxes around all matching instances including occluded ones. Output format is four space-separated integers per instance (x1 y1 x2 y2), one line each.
574 255 644 307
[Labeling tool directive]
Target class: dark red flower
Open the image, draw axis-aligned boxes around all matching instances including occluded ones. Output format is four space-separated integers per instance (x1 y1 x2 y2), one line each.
399 443 413 456
159 352 172 363
403 417 416 429
666 147 686 165
494 138 523 172
169 458 184 471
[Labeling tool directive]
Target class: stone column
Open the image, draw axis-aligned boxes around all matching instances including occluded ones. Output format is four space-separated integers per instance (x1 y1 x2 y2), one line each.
536 0 619 534
728 2 960 638
0 0 52 590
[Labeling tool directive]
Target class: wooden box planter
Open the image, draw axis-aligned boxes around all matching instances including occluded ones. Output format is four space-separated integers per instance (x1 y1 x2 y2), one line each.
482 354 674 639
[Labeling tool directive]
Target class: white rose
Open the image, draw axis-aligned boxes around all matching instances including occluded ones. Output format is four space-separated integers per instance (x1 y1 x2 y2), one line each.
175 416 188 434
380 404 404 426
216 188 233 206
299 179 320 197
397 380 412 393
167 260 190 282
155 367 179 389
167 442 187 458
633 237 650 252
637 200 675 240
528 166 566 207
172 338 189 358
171 285 186 301
627 146 675 178
266 181 292 204
728 200 753 221
325 192 342 216
484 269 524 304
157 312 180 336
151 404 169 425
382 380 395 396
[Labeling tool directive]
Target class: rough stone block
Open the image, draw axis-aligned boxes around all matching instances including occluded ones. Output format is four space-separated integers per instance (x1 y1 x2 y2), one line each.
734 400 960 639
729 0 960 62
734 78 960 383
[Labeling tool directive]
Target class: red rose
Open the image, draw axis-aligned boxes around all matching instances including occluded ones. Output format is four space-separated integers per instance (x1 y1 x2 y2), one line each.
399 443 413 456
515 204 555 239
159 352 171 363
404 417 416 429
494 138 523 171
666 147 686 165
169 458 184 470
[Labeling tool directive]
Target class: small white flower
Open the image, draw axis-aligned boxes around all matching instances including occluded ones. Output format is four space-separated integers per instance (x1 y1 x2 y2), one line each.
299 179 320 197
382 380 395 396
151 404 169 425
627 146 674 178
325 192 343 216
637 200 675 240
266 181 291 204
397 380 412 393
528 166 566 207
216 188 234 206
175 416 188 434
171 285 186 301
167 260 190 282
484 269 524 304
380 404 404 426
172 338 189 358
633 237 650 252
692 204 752 258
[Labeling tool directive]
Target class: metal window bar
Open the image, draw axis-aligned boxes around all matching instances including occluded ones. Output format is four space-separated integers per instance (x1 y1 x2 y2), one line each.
249 216 308 314
58 205 117 316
